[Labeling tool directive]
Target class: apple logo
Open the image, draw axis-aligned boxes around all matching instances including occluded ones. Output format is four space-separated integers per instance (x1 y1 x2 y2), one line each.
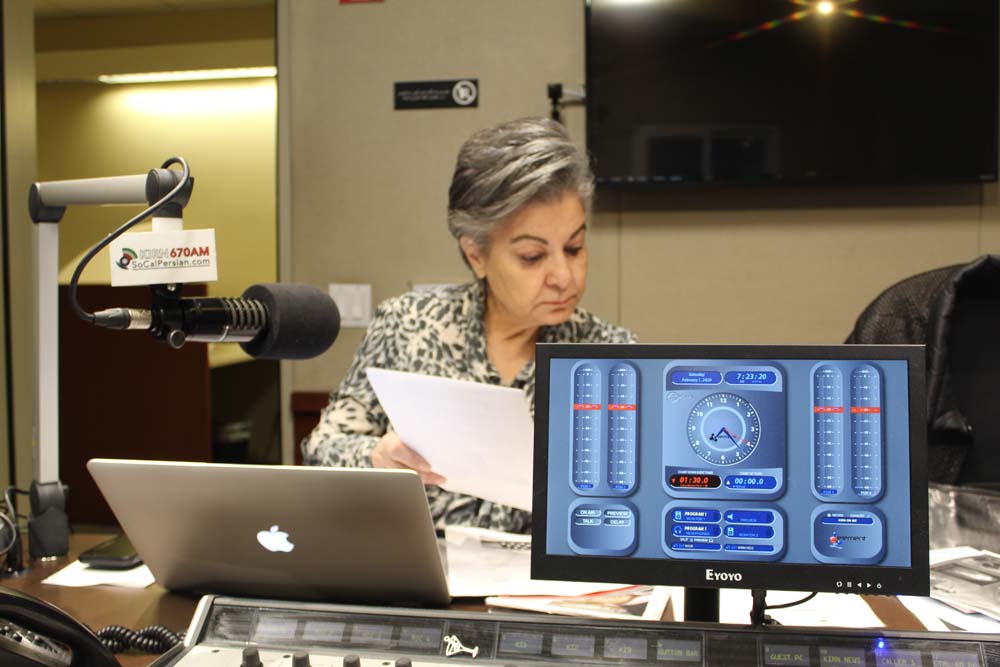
257 525 295 553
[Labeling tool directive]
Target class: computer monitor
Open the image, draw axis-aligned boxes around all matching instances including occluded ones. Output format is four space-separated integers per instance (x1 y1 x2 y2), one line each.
531 344 930 620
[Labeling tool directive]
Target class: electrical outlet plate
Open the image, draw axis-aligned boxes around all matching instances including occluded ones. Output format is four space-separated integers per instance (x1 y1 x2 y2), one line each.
328 283 372 327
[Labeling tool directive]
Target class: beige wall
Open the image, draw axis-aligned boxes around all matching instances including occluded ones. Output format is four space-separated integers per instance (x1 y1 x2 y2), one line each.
609 186 995 345
280 0 590 390
3 0 39 490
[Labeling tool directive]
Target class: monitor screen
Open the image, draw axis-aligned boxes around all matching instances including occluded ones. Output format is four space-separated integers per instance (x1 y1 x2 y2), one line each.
586 0 999 188
531 345 929 597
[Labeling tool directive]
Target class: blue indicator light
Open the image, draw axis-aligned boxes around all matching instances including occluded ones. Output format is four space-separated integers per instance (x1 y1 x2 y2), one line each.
670 542 722 551
671 371 722 386
725 475 777 490
723 544 774 552
674 509 722 523
877 640 886 650
725 370 777 385
672 524 722 537
723 510 775 524
724 524 774 539
822 516 875 525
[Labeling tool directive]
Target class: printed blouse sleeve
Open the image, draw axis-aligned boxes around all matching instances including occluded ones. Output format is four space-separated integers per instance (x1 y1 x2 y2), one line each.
300 299 401 467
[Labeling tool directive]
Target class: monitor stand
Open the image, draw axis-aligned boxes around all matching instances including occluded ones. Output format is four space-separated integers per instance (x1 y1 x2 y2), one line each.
683 587 719 623
684 588 777 626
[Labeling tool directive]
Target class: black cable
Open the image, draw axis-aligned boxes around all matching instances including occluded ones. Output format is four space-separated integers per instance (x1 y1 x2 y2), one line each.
67 156 190 324
0 510 15 555
2 486 27 574
765 591 818 610
3 486 26 526
96 624 184 654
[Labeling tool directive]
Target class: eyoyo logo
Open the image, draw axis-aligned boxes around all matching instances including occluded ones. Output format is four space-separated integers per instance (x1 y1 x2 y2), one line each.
117 248 137 269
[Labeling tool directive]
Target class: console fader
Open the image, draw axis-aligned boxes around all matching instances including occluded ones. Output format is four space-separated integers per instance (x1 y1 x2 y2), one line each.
153 596 999 667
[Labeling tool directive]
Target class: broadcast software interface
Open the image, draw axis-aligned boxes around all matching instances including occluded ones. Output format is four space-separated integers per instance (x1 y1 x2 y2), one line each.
541 352 917 591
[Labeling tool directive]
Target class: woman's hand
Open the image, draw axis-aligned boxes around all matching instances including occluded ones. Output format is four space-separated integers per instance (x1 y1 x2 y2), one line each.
372 432 447 486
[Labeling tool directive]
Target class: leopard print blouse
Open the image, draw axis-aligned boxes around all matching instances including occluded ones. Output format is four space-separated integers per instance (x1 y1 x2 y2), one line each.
301 280 636 533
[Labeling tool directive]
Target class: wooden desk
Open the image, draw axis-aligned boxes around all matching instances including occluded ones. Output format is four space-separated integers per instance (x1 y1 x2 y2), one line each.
1 533 198 667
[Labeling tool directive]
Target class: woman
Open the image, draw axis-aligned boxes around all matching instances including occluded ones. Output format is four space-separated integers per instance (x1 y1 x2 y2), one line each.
302 117 635 532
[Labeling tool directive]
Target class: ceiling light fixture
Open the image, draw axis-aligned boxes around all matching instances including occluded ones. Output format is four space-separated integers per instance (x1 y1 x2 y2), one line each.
98 66 276 85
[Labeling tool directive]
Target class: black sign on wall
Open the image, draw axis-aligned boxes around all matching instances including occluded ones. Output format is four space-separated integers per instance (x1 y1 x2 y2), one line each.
394 79 479 109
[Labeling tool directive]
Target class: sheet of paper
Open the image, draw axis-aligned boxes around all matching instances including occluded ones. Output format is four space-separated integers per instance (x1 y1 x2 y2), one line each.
898 595 1000 633
718 589 884 628
445 525 625 597
928 546 1000 620
42 560 155 588
486 585 672 621
367 368 534 510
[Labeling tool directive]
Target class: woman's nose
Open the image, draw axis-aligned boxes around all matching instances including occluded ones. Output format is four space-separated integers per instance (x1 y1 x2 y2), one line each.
546 255 572 289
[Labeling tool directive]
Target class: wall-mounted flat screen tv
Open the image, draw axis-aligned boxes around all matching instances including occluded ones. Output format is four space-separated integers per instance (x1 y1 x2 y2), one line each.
586 0 998 188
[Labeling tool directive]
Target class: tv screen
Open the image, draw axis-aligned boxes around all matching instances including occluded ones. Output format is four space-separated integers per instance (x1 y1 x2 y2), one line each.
586 0 998 188
531 344 930 598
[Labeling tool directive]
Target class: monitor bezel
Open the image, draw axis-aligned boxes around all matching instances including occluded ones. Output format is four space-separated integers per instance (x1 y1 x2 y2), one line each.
531 343 930 597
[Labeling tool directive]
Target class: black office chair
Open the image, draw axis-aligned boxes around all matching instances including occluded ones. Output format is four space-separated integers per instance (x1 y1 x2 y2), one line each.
845 255 1000 486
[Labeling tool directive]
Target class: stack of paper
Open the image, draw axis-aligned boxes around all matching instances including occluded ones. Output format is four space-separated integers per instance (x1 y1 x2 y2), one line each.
898 546 1000 632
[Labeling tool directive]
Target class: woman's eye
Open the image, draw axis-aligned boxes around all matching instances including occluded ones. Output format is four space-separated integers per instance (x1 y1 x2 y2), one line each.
520 254 544 264
566 246 584 257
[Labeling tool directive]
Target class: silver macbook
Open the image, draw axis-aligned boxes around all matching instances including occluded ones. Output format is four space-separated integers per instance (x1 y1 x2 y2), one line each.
87 459 451 606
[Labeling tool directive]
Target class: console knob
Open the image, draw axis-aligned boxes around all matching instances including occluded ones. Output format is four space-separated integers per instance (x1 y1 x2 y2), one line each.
344 654 362 667
396 658 412 667
293 650 311 667
242 647 262 667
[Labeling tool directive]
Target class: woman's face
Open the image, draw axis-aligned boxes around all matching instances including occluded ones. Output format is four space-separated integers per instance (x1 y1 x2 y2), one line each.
462 191 588 329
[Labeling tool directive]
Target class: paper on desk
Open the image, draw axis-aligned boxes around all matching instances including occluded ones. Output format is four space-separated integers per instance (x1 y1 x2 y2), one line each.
42 560 155 588
719 589 884 628
928 546 1000 621
898 595 1000 633
445 525 625 597
367 368 534 510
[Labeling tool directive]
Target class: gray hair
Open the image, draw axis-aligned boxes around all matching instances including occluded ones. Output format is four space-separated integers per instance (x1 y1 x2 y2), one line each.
447 117 594 255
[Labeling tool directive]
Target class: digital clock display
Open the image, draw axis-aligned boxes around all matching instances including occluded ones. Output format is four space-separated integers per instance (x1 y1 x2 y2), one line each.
669 474 721 489
725 475 777 489
725 371 777 385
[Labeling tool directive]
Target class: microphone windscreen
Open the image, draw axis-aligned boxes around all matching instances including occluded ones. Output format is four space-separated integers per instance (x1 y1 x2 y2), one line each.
239 283 341 360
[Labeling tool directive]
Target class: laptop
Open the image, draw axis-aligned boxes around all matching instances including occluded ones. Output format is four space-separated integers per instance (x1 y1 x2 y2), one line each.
87 459 451 606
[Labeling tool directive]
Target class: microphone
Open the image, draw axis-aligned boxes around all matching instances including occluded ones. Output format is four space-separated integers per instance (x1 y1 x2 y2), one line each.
92 283 341 360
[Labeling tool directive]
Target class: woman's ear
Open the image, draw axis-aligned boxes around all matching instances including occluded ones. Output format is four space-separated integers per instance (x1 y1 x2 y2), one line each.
459 236 488 280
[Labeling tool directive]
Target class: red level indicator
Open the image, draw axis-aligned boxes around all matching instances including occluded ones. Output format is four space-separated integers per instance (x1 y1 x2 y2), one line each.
850 406 881 414
573 403 601 410
608 404 636 411
814 406 844 413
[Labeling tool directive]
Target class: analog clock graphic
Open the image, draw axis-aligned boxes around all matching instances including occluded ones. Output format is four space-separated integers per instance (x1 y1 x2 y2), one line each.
686 392 761 465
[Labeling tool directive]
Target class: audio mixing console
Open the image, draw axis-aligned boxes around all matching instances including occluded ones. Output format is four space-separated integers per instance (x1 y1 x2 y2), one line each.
153 596 998 667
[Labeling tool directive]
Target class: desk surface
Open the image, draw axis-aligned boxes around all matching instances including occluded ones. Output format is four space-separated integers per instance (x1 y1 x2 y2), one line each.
2 533 197 667
1 533 927 667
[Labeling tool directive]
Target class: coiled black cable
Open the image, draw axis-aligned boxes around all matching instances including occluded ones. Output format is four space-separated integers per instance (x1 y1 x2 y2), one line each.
96 624 184 654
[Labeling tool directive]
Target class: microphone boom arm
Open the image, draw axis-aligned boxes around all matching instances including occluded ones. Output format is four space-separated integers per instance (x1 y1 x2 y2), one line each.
27 159 193 484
